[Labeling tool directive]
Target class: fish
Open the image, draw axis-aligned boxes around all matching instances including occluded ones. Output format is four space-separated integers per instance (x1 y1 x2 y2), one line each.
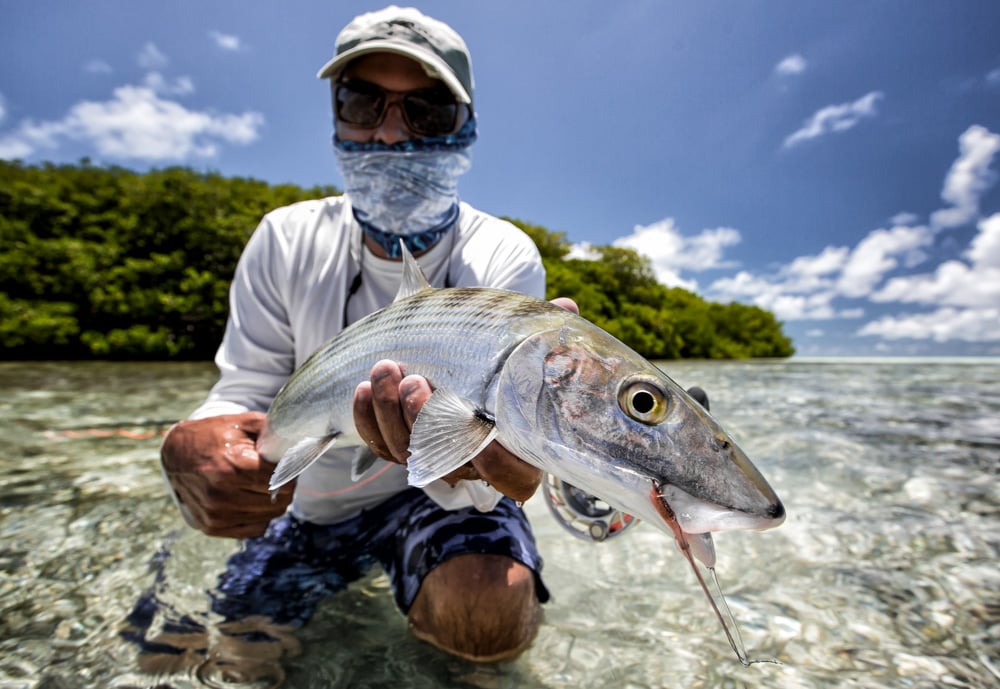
258 243 785 663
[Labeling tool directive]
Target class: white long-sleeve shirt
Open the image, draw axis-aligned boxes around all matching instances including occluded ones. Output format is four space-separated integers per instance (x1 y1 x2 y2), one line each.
190 195 545 523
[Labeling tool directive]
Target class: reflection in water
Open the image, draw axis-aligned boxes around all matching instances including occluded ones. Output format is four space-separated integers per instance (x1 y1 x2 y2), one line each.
0 359 998 688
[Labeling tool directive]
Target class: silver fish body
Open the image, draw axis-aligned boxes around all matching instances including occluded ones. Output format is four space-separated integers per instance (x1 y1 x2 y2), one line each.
259 248 785 564
258 286 566 478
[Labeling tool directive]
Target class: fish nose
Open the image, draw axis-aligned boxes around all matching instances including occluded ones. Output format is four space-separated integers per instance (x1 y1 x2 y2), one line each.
715 433 784 519
769 499 785 522
771 500 785 521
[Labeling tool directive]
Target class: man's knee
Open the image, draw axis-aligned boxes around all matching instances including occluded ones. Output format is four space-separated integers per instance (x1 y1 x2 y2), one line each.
407 553 542 662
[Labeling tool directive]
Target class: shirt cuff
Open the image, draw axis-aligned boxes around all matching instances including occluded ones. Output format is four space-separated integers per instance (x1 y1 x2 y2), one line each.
422 478 504 512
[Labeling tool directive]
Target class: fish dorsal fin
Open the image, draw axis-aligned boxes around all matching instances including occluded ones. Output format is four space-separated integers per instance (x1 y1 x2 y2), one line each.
394 241 433 302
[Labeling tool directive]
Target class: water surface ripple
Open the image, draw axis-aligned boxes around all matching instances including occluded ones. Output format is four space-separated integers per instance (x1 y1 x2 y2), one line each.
1 359 997 688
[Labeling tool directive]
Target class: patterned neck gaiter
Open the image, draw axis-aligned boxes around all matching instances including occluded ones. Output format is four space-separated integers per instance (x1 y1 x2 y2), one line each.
334 118 477 257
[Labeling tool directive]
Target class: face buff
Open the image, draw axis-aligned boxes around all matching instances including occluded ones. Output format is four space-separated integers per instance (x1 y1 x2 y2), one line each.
334 118 476 257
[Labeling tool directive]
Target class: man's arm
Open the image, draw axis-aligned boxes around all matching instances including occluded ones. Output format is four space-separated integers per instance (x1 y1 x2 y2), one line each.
160 217 296 538
160 413 294 537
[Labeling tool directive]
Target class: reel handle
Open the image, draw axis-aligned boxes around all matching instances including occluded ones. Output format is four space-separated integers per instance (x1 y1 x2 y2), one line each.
541 473 638 542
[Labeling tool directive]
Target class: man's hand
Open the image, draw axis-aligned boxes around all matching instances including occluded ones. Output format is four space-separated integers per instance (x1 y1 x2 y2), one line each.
353 361 541 502
352 297 579 504
160 412 293 538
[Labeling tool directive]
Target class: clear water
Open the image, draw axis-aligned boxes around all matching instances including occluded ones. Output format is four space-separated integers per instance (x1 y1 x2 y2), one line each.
1 359 997 688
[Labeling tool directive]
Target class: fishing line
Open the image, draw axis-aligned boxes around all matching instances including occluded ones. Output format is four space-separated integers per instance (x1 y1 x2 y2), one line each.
651 484 780 667
294 461 396 498
682 550 781 667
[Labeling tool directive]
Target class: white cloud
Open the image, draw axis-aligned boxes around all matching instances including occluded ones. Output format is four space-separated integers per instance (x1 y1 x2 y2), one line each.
209 30 242 52
137 42 169 70
143 72 195 96
709 268 848 320
0 83 263 162
891 212 919 226
585 126 1000 347
775 54 807 76
611 218 740 289
858 307 1000 342
986 67 1000 85
84 60 113 75
0 110 61 158
967 212 1000 268
786 245 849 283
870 214 1000 309
705 124 999 337
707 221 936 321
783 91 883 148
836 224 933 297
872 259 1000 308
708 220 934 320
567 241 600 260
0 138 33 159
929 125 1000 230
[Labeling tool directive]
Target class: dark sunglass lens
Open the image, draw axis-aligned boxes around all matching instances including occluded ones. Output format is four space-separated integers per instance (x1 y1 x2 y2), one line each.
336 83 384 127
404 93 459 136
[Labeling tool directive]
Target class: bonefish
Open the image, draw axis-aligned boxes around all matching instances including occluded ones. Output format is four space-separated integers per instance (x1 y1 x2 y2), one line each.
259 243 785 663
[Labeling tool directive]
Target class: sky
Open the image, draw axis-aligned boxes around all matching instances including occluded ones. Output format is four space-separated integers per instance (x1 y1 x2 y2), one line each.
2 1 1000 357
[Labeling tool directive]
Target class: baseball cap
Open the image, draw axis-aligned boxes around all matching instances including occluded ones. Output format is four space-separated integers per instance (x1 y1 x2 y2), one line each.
317 6 474 105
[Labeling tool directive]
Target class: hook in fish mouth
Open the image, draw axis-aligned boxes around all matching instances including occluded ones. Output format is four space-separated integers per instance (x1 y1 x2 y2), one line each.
648 482 782 667
655 482 785 537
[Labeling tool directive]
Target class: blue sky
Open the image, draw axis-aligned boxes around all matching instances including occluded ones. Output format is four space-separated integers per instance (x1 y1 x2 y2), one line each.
3 1 1000 356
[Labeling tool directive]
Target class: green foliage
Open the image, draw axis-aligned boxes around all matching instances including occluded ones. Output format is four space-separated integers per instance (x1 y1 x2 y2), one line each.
0 160 338 359
506 219 795 360
0 161 793 360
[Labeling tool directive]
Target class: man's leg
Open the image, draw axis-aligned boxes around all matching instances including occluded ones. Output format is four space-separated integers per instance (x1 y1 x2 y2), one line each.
370 488 550 663
124 512 375 676
407 553 542 662
212 513 375 626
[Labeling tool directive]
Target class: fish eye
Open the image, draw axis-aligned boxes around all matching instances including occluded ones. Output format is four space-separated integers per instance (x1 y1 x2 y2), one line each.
618 378 670 425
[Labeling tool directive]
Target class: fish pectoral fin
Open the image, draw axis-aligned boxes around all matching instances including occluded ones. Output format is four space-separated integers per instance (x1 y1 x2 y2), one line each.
268 432 340 492
406 389 498 488
350 447 383 481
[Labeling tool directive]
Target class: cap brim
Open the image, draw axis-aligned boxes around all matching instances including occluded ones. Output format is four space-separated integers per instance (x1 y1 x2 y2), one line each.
316 41 471 104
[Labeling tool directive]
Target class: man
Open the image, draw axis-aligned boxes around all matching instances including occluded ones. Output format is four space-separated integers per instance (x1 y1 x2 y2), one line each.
157 6 566 663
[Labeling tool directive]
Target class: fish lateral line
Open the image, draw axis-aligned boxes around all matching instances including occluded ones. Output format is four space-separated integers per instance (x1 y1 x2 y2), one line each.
649 483 780 667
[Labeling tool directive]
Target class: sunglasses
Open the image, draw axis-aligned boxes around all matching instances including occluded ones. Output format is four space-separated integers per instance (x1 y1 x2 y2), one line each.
334 79 464 138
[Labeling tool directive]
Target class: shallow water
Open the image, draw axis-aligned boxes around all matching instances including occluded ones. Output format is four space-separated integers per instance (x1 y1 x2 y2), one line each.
1 359 997 688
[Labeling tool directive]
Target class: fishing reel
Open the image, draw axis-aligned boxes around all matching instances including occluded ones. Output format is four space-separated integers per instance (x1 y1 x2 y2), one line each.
542 473 639 542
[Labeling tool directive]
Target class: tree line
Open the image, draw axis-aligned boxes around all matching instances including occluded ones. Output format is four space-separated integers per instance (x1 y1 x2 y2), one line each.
512 220 794 359
0 160 793 360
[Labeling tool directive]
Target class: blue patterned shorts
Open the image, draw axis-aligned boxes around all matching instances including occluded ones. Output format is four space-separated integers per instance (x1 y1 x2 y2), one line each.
210 488 550 626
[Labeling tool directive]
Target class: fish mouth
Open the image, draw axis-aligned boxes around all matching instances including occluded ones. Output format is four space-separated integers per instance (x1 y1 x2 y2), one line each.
660 483 786 535
648 483 783 568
